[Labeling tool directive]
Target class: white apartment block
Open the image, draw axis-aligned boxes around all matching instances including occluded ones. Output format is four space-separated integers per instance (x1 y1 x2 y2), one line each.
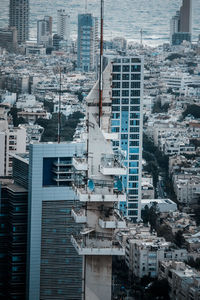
0 122 26 176
125 236 187 278
57 10 70 41
141 198 177 213
174 176 200 206
161 72 200 92
159 261 200 300
163 139 195 156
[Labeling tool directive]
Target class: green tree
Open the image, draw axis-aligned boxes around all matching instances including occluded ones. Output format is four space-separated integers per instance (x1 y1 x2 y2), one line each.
174 230 185 247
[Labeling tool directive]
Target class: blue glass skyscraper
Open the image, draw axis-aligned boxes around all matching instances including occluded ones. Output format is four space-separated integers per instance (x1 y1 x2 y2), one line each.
77 13 98 72
111 56 144 222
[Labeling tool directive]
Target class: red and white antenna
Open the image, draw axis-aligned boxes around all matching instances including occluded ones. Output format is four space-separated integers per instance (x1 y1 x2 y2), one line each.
99 0 104 127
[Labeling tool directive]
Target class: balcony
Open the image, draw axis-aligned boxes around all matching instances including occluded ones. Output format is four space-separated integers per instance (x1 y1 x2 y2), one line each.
102 131 119 141
100 154 126 176
73 179 126 203
53 175 72 182
53 160 71 167
71 233 125 256
52 168 72 174
71 208 87 223
99 212 126 229
72 157 87 171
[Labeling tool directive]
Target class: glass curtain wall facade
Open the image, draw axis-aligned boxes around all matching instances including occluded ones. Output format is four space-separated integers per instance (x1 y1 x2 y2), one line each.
9 0 29 43
111 56 144 222
77 14 98 72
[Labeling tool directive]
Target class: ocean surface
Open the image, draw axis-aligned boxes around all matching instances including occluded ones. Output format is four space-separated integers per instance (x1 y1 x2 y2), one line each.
0 0 200 46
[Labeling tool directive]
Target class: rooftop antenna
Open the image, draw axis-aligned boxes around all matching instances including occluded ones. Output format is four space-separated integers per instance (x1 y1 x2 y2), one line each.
99 0 104 127
85 0 88 13
57 67 62 143
140 28 143 47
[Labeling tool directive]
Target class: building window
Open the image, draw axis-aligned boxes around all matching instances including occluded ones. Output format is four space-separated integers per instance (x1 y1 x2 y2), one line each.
112 74 121 80
112 90 120 97
131 82 141 88
122 74 129 80
131 90 140 97
131 65 141 72
122 82 129 88
123 65 130 72
122 98 129 104
122 90 129 97
129 141 139 146
113 65 121 72
113 82 120 88
112 106 120 112
130 98 140 104
122 106 129 111
112 99 120 104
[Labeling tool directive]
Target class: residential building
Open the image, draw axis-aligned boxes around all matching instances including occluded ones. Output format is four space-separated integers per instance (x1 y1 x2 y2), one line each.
141 198 178 213
77 13 98 72
0 27 18 52
17 109 48 123
2 74 29 94
37 16 52 47
126 236 187 278
110 56 144 221
18 124 44 150
0 122 26 176
180 0 192 33
170 11 180 45
57 10 70 41
141 182 155 199
9 0 29 43
170 0 192 45
173 176 200 206
159 261 200 300
26 142 85 300
162 211 197 235
25 42 46 55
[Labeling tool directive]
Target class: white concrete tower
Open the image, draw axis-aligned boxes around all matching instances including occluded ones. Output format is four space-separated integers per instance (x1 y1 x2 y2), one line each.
57 9 70 41
71 62 127 300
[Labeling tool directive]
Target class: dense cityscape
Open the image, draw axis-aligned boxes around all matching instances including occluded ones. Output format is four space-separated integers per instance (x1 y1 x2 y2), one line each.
0 0 200 299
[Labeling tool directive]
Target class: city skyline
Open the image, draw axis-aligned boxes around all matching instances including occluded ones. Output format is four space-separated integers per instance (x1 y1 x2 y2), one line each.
1 0 199 46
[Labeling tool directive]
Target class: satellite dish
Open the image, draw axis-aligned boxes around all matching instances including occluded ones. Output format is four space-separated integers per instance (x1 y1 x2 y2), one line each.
88 179 95 192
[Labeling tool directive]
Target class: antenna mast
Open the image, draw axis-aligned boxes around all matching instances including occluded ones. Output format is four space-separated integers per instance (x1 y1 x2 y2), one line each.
99 0 104 127
85 0 88 13
58 67 61 143
140 28 143 47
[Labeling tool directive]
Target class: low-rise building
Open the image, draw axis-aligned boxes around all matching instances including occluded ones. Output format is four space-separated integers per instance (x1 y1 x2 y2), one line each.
119 225 187 279
141 198 177 213
174 176 200 206
159 261 200 300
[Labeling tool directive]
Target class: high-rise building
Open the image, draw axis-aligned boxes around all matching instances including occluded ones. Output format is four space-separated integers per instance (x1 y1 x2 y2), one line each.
77 13 98 72
0 27 18 52
37 16 52 47
71 62 126 300
0 154 28 300
26 142 85 300
9 0 29 44
53 34 62 51
180 0 192 33
110 56 144 221
170 11 180 44
57 10 70 41
170 0 192 45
